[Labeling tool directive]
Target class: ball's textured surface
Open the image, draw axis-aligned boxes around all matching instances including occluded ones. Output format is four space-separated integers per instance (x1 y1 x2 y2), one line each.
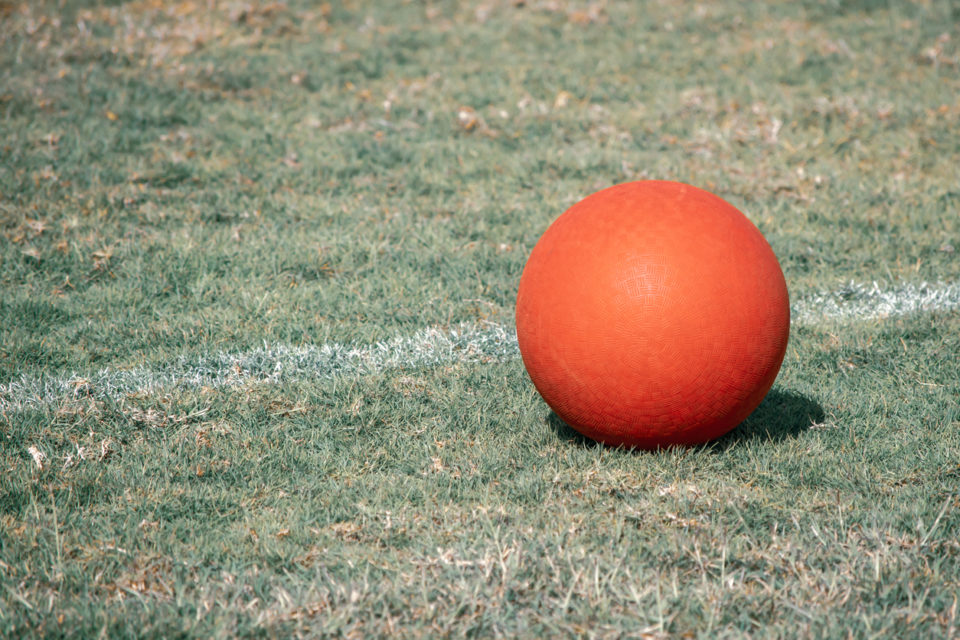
516 180 790 449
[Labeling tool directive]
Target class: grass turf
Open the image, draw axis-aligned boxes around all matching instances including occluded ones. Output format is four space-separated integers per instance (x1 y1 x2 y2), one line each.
1 0 959 637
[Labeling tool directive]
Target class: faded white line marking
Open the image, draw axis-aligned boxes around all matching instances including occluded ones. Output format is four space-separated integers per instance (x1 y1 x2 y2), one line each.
1 281 957 411
792 280 960 323
0 322 518 412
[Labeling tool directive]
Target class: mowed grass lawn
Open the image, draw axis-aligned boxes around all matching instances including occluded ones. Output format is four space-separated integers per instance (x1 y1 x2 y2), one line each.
2 0 959 637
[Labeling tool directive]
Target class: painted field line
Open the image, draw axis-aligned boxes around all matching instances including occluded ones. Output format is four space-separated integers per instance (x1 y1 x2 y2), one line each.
1 280 957 412
791 280 960 324
0 322 519 413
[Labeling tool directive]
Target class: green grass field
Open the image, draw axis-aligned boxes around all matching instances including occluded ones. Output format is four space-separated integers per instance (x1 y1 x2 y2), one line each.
2 0 959 636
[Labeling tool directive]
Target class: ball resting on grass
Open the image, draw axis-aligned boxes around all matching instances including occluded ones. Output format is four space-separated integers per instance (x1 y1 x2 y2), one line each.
516 180 790 449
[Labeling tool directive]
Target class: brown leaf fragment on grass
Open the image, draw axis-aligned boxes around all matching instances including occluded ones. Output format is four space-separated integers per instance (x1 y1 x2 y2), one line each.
194 428 211 448
61 445 87 470
328 521 362 541
125 407 168 428
37 132 60 147
34 166 57 183
27 446 46 470
349 397 363 416
266 399 311 416
69 378 92 398
105 556 176 601
25 218 47 235
97 438 113 462
278 600 330 622
876 104 894 120
92 246 114 269
456 106 480 131
391 375 428 397
919 33 957 67
564 2 607 25
662 512 706 529
456 106 498 137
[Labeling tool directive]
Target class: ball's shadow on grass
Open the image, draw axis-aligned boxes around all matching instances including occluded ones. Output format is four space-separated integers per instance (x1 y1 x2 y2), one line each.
546 389 824 451
546 412 602 449
711 389 824 451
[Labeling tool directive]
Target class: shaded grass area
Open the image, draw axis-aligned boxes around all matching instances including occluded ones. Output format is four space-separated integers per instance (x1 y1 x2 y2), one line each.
2 0 959 637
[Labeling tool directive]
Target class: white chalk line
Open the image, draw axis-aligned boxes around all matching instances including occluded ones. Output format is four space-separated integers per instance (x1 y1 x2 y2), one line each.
0 322 519 414
791 280 960 324
1 280 957 413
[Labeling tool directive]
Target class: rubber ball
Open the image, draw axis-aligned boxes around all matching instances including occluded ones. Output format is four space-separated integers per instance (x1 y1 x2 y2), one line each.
515 180 790 449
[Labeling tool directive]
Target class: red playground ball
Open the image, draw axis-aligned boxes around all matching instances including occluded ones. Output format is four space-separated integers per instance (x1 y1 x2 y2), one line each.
516 180 790 449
